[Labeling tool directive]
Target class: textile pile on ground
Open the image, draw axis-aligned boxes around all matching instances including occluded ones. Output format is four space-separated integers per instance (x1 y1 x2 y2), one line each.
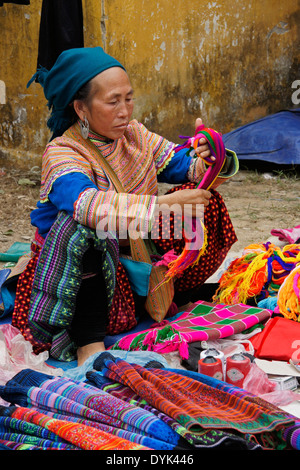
0 225 300 450
0 353 297 451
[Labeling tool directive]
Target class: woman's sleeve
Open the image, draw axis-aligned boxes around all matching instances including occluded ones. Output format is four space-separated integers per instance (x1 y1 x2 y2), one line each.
48 172 98 216
157 147 193 184
137 122 193 184
138 122 239 187
48 172 157 234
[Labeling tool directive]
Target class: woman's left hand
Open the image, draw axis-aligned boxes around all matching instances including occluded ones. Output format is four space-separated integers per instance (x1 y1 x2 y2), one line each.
193 117 215 162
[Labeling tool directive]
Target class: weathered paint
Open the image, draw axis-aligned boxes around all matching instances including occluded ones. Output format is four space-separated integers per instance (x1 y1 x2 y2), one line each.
0 2 48 168
0 0 299 168
0 80 6 104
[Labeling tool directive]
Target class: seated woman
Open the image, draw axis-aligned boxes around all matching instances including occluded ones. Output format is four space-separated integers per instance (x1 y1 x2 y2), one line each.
12 47 238 366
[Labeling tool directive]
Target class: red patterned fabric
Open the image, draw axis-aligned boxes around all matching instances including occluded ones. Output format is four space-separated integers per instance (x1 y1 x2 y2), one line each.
12 407 148 450
12 242 46 353
153 184 237 291
106 262 137 335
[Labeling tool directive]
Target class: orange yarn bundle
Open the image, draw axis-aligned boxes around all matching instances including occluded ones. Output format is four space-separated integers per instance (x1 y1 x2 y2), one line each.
213 243 271 305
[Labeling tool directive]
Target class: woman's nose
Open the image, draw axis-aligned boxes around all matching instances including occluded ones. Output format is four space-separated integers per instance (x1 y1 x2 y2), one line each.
117 100 130 118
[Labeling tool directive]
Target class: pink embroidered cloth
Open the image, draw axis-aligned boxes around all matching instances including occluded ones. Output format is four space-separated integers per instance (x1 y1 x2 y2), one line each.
271 224 300 245
109 301 272 358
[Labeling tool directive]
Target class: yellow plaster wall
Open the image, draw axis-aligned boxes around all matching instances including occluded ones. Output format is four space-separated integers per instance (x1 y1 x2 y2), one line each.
0 0 299 168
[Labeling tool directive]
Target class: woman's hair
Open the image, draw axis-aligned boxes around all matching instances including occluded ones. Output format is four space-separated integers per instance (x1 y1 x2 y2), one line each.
68 79 94 125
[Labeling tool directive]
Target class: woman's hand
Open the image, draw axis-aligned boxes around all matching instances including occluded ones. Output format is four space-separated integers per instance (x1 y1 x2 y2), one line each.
157 187 211 218
188 117 218 184
193 117 215 162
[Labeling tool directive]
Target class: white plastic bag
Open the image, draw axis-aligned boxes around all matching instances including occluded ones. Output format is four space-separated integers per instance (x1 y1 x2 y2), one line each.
0 324 63 385
201 328 261 358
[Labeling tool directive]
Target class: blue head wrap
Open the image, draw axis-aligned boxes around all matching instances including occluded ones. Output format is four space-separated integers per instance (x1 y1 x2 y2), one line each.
27 47 126 138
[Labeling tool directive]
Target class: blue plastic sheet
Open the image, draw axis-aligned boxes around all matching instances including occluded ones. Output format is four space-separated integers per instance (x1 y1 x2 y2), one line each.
0 242 31 262
223 109 300 164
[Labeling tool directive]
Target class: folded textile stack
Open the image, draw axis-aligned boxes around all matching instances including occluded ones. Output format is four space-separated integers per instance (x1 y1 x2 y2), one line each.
109 301 272 358
0 355 299 450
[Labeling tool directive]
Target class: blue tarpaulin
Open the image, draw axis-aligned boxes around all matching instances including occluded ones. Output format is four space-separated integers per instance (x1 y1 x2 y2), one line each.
223 109 300 165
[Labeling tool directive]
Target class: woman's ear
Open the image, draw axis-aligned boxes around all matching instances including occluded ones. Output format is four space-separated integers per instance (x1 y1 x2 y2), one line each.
73 100 86 121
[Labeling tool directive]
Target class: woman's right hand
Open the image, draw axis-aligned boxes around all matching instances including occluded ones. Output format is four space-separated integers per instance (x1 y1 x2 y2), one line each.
157 188 211 218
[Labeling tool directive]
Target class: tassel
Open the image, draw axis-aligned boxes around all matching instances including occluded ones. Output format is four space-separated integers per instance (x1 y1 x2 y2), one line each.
178 339 189 360
213 244 271 304
47 110 73 139
164 220 208 280
142 329 157 347
27 65 49 89
162 124 226 283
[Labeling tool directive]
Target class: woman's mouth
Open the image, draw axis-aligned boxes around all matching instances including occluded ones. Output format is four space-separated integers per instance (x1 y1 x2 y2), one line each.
115 123 128 129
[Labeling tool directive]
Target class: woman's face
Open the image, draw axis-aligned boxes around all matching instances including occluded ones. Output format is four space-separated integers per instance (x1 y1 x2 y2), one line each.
75 67 134 140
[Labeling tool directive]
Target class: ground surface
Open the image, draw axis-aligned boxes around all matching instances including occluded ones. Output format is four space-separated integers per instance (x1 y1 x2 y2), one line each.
0 164 299 265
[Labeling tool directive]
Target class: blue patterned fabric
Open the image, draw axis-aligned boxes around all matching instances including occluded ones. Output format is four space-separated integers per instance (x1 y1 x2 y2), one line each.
0 369 182 450
27 211 119 361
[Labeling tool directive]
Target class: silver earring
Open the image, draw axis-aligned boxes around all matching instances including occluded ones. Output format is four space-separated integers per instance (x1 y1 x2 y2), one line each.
79 116 89 139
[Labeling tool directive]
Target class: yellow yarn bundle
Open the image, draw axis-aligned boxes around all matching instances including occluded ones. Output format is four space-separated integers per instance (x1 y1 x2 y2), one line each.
277 264 300 321
213 243 300 306
213 244 270 304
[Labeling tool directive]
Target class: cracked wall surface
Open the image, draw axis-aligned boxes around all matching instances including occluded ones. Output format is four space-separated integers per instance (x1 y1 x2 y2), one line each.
0 0 299 168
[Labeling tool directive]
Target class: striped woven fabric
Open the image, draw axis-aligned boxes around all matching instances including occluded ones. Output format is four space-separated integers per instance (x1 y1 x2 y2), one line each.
0 369 183 450
0 406 148 450
0 369 261 450
86 368 259 449
1 360 300 450
283 421 300 450
0 410 77 450
19 211 119 361
94 354 297 450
